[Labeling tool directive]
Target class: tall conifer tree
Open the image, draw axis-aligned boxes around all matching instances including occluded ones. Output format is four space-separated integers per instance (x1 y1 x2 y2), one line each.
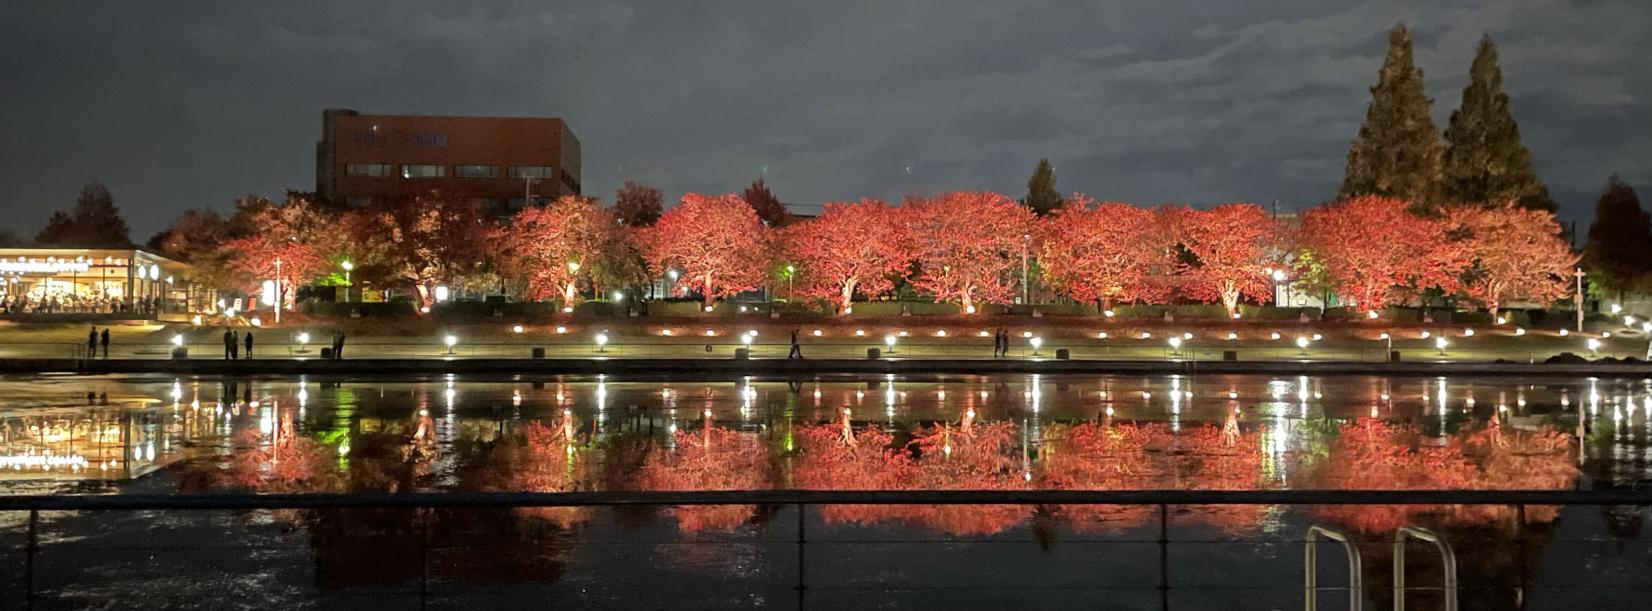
1023 158 1063 216
1443 36 1554 211
1340 24 1445 212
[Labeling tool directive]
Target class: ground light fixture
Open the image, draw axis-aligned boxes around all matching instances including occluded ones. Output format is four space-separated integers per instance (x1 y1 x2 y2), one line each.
1559 328 1569 336
249 317 262 327
1496 316 1507 325
1295 336 1310 356
1029 336 1043 356
813 329 823 337
555 326 568 334
884 334 897 354
1167 336 1182 356
511 325 523 334
595 331 610 353
296 332 310 352
1611 304 1623 315
1097 332 1109 339
1140 332 1152 340
740 331 754 346
1367 310 1379 319
1420 330 1431 339
1226 332 1238 341
1586 338 1602 356
171 335 184 347
444 335 458 356
1514 327 1526 336
1625 316 1638 326
1270 332 1281 340
1435 336 1449 355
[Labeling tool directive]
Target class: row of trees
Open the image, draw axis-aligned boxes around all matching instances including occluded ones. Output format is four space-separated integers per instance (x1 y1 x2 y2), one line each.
147 185 1575 317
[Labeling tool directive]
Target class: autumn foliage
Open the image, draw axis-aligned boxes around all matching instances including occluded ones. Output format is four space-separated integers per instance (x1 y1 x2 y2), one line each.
1298 196 1467 309
1445 202 1578 315
1038 196 1174 308
496 195 617 304
1171 203 1280 317
904 192 1037 312
781 199 911 312
642 193 772 307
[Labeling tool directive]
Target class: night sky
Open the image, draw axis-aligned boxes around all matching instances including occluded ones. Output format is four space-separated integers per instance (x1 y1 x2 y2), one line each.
1 0 1648 240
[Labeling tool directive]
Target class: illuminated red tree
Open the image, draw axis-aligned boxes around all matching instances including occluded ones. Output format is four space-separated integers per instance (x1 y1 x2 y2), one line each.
792 410 914 525
641 193 772 307
219 195 335 309
1299 196 1466 309
781 199 911 312
743 178 793 227
904 192 1037 312
497 195 617 304
903 420 1030 535
478 415 591 527
1445 203 1578 316
355 192 496 308
1038 196 1173 308
1171 203 1279 317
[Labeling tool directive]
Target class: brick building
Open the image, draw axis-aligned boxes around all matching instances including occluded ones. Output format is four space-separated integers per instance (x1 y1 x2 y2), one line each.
315 109 581 215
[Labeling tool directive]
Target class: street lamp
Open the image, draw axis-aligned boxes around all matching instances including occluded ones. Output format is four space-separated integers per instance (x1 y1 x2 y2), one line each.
1295 336 1310 356
1435 336 1449 356
443 334 458 356
595 331 610 353
1587 338 1602 357
1167 336 1182 357
341 260 353 286
784 264 795 301
884 334 897 354
1030 336 1043 356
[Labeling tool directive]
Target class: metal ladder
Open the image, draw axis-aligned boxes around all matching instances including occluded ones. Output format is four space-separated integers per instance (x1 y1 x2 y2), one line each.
1305 525 1458 611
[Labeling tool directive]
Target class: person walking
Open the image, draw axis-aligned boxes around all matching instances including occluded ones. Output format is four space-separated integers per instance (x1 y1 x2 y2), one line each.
243 331 254 359
87 327 98 358
230 330 240 360
333 331 345 360
788 329 803 360
223 329 235 360
100 328 110 358
993 327 1006 358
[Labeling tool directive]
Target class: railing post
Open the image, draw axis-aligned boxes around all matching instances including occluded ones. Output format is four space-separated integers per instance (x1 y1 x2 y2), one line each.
26 508 38 609
420 507 431 610
1158 503 1169 611
796 502 807 611
1514 504 1526 609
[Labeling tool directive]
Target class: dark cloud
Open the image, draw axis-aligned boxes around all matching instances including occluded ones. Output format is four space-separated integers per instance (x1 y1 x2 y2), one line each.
1 0 1648 238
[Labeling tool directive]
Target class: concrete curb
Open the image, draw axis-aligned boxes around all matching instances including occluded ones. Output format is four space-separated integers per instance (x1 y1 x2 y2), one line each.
9 357 1651 377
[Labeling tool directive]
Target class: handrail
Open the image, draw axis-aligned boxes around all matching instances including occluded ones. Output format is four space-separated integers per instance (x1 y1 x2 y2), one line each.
1394 525 1458 611
0 489 1644 511
1305 525 1362 611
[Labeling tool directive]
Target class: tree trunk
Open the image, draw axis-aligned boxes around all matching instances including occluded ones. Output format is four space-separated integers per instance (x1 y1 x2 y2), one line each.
839 278 856 314
702 273 715 308
562 281 578 306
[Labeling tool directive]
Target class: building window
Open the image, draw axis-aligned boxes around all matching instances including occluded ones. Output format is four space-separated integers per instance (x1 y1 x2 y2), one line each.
510 166 555 179
455 165 499 178
346 163 392 177
401 164 446 178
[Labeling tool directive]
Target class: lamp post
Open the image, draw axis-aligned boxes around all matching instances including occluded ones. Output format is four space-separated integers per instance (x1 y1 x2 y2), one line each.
1574 267 1585 333
273 257 283 325
785 265 795 302
341 260 354 302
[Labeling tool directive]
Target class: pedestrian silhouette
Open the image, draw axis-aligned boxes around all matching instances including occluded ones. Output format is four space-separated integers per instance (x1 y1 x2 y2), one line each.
87 327 98 357
100 328 110 358
222 329 235 360
788 329 803 359
243 331 254 359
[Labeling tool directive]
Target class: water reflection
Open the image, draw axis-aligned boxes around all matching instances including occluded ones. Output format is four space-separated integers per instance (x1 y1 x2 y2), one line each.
2 374 1649 533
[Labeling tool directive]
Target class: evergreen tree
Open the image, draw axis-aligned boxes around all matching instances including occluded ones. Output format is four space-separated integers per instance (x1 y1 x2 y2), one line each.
33 182 133 247
1582 176 1652 296
743 178 792 227
1339 24 1446 212
1023 158 1063 216
1443 36 1554 212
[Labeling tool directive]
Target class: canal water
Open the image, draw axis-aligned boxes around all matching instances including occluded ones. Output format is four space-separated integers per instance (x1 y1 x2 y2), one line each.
0 372 1648 609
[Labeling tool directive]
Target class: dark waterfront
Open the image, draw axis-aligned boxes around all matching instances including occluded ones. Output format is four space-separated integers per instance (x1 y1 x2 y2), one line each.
0 372 1649 609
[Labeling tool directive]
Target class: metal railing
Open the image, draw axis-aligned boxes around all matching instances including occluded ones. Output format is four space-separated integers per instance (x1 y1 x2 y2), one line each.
3 489 1648 609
